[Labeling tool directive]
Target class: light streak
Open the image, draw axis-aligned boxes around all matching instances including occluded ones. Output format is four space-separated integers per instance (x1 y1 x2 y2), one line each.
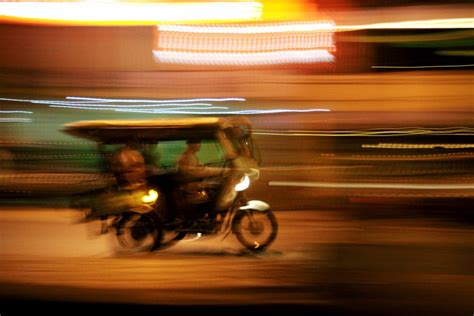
157 21 336 34
0 2 263 25
0 110 33 114
362 143 474 149
337 18 474 31
436 50 474 57
253 127 474 137
0 118 32 123
50 103 215 108
128 109 330 115
0 96 330 115
269 181 474 190
153 49 335 65
49 106 329 115
48 105 229 112
66 96 246 103
372 64 474 69
158 32 335 52
155 21 336 65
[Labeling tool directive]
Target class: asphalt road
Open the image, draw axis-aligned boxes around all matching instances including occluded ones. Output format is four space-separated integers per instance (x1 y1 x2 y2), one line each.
0 207 473 315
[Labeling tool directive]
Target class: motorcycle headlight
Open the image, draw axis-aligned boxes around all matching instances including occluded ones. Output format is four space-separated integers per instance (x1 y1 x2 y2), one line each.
141 189 158 203
235 175 250 192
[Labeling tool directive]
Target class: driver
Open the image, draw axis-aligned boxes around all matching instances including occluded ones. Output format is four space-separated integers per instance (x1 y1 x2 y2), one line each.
177 137 225 180
176 137 227 204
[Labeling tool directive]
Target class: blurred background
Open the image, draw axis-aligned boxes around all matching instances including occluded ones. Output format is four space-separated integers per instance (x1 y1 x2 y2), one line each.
0 0 473 315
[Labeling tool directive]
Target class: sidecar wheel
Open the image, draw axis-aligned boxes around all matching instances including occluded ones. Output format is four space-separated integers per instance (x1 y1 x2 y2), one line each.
232 209 278 252
116 212 162 252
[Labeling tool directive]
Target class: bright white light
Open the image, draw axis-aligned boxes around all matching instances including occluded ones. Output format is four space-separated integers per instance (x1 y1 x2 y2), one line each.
235 175 250 192
155 21 336 65
362 143 474 149
153 49 335 65
0 2 263 24
51 103 215 108
338 18 474 31
158 21 336 34
0 118 32 123
269 181 474 190
158 32 335 52
66 96 246 103
48 105 229 112
0 110 33 114
0 96 330 116
372 64 474 69
141 189 158 204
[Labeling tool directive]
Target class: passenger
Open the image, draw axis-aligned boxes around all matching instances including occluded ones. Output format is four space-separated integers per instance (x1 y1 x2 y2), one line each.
109 145 147 190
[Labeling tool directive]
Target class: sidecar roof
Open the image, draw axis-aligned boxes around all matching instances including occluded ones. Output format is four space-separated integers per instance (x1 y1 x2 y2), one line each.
62 116 251 144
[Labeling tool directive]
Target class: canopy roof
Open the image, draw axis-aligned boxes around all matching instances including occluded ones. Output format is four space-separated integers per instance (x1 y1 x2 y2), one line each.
62 117 251 143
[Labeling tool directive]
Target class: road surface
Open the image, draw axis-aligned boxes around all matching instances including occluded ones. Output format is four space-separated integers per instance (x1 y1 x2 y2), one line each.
0 207 473 315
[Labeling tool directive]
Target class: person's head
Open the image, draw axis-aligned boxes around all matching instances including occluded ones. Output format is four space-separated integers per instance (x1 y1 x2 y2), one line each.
186 137 201 152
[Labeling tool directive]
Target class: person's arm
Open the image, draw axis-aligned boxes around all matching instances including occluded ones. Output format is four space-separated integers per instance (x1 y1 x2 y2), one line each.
178 154 225 179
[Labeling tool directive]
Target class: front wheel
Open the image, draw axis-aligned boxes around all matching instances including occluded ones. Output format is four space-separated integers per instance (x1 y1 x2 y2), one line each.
116 212 162 252
232 209 278 252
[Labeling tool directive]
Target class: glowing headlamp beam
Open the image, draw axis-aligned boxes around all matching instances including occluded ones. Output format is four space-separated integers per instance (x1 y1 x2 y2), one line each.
142 190 158 204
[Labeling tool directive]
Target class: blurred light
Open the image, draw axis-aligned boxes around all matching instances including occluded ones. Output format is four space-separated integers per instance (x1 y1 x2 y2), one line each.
363 143 474 149
66 97 247 103
253 127 474 137
158 21 335 34
0 1 263 25
50 103 216 108
153 49 335 65
129 108 331 115
343 30 473 43
48 105 229 112
372 64 474 69
141 190 158 204
0 110 33 114
158 28 334 52
337 18 474 31
155 21 336 66
235 175 250 192
436 50 474 57
0 118 32 123
269 181 474 190
0 96 329 115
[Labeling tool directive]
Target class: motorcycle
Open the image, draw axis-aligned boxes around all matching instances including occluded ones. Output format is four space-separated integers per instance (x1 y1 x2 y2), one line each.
64 116 278 252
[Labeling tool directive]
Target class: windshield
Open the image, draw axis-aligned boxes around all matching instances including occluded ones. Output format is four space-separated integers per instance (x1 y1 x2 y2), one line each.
225 126 261 163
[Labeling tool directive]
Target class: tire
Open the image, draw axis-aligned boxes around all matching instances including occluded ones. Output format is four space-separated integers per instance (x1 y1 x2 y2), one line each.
153 230 187 251
232 209 278 252
116 212 162 252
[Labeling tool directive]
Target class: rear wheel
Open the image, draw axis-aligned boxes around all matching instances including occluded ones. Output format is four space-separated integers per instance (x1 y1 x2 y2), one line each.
232 209 278 252
116 212 162 252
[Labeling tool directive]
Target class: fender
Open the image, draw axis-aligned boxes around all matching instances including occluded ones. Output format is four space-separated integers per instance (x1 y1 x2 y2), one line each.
239 200 270 212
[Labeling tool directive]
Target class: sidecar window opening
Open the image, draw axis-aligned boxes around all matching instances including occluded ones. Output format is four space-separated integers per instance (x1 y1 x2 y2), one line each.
197 139 226 167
